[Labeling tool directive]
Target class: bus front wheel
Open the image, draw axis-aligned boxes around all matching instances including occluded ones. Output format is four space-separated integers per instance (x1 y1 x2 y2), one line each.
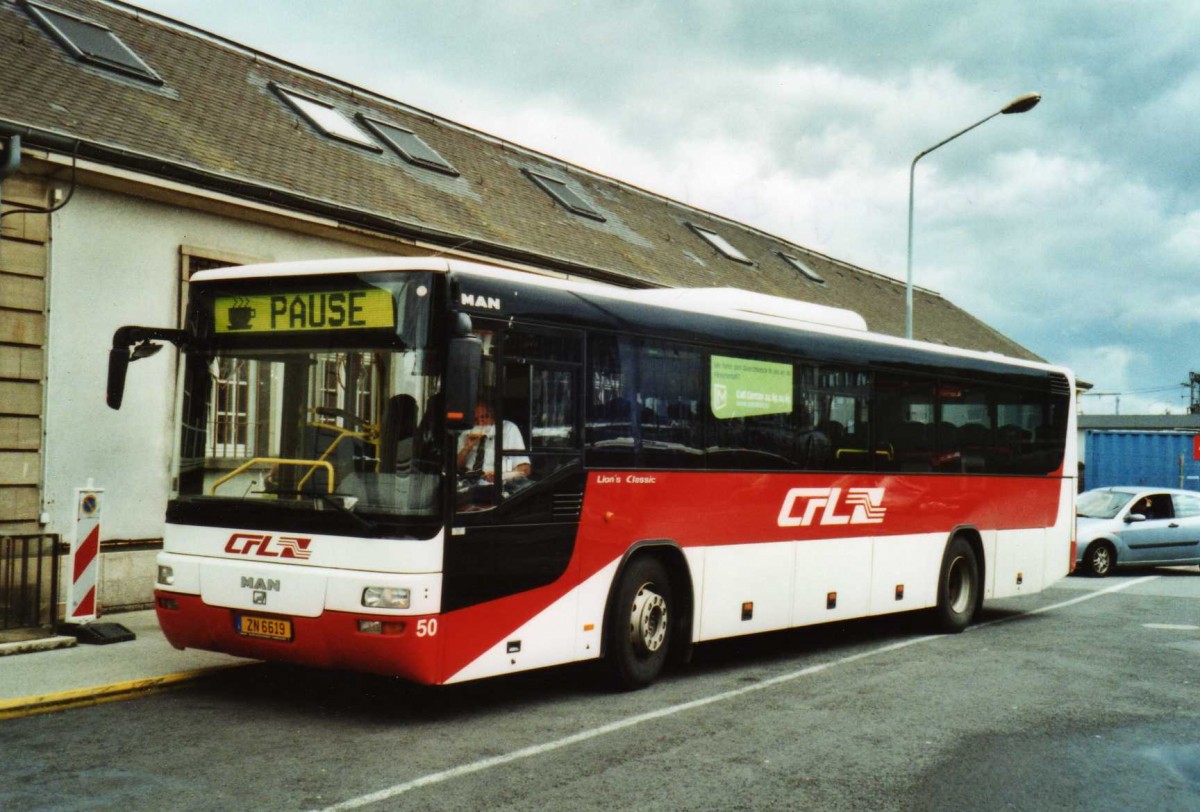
607 556 673 690
933 536 979 633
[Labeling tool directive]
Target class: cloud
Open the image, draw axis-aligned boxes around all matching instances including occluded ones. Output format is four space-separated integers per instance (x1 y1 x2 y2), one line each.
136 0 1200 413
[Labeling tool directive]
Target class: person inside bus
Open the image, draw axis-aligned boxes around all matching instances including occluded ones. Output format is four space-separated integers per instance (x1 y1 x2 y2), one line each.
456 400 530 507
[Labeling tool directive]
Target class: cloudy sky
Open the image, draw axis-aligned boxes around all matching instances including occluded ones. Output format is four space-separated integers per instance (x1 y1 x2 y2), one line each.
137 0 1200 414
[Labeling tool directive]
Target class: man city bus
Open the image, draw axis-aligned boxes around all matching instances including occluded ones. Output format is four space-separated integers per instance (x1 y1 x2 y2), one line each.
107 257 1077 689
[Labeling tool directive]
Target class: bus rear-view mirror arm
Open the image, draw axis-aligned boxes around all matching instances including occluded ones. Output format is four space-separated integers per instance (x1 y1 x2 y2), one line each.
107 325 192 410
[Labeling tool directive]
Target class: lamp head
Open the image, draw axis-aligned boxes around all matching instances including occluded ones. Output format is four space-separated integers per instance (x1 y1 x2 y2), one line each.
1001 92 1041 115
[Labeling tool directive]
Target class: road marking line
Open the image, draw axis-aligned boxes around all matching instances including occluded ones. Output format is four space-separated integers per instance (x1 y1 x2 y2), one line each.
969 575 1160 631
1143 623 1199 631
317 577 1156 811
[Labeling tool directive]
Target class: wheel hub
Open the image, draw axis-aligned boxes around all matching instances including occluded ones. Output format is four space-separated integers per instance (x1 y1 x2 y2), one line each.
629 583 667 655
946 555 972 614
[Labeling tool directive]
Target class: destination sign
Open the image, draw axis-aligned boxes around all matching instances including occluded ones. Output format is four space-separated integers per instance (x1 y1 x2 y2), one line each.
214 290 395 334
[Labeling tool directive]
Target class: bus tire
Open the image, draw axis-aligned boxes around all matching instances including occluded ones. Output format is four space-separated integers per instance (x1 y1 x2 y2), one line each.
607 556 673 690
933 536 979 633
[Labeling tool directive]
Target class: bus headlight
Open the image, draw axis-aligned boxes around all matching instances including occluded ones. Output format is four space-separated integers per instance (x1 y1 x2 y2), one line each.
158 565 174 586
362 586 410 609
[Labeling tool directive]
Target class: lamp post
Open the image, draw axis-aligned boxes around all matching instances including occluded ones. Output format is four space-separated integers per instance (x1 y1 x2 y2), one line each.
904 92 1041 340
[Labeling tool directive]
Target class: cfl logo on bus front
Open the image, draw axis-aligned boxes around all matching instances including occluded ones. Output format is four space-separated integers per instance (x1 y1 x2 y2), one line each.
777 487 886 527
224 532 313 559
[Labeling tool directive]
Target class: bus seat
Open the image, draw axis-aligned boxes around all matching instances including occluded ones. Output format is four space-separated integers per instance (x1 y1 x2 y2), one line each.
379 394 418 472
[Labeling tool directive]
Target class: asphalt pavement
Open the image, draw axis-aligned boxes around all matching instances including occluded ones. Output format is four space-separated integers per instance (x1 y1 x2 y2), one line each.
0 610 252 719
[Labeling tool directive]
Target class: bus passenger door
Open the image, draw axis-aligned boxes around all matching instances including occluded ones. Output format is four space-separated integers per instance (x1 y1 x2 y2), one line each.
444 323 585 612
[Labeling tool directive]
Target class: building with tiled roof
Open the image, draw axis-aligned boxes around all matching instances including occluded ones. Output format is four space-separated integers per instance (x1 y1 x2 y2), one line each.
0 0 1044 612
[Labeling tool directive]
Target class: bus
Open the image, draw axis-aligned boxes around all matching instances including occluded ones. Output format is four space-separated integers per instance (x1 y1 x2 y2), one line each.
106 256 1077 689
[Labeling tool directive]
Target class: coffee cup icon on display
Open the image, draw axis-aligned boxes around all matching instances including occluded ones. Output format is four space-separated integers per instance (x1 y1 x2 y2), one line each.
227 302 256 330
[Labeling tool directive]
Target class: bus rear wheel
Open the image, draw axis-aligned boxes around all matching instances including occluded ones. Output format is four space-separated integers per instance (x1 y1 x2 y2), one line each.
608 556 673 690
933 536 979 633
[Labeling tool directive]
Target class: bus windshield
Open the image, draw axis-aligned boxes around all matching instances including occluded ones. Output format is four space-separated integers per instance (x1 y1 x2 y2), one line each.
173 273 444 532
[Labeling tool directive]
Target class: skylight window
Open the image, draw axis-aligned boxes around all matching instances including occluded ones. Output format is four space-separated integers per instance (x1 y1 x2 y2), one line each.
271 85 380 151
779 253 826 284
524 170 606 221
689 224 752 264
358 117 459 176
24 1 162 84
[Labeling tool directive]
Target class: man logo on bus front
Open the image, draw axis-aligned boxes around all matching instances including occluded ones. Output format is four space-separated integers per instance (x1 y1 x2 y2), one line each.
777 487 886 527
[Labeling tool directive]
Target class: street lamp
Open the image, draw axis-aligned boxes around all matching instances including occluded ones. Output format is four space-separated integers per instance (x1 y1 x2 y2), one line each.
904 92 1041 340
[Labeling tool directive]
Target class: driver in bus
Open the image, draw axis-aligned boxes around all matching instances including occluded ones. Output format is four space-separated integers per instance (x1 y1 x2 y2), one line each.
456 400 531 485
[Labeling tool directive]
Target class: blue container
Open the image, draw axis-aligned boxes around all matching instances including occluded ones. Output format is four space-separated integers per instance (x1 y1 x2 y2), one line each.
1084 431 1200 491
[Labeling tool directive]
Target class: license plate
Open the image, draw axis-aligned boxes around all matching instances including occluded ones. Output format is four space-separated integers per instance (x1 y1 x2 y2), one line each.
238 614 293 641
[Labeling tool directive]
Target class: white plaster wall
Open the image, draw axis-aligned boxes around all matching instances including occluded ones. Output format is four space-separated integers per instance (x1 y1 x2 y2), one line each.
43 185 390 544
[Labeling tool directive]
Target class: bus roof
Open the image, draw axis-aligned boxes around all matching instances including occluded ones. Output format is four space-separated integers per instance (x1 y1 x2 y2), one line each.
190 256 1074 385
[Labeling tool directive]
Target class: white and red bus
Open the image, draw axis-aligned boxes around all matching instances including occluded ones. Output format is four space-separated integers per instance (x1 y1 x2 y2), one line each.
107 257 1077 689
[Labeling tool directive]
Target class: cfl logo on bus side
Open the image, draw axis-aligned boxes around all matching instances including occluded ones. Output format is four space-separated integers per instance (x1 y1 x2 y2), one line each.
224 532 313 559
777 487 887 527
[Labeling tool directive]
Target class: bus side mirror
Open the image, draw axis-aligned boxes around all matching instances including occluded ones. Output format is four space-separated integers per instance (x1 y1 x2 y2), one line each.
107 348 130 410
106 326 190 410
445 334 481 431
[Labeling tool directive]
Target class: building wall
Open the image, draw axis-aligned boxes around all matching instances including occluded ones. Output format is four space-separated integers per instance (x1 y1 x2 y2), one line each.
41 183 409 609
0 173 49 535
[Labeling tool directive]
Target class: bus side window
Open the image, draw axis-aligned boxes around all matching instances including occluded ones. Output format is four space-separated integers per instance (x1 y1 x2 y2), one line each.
502 327 583 496
812 366 872 471
938 382 993 474
707 354 799 471
636 340 703 469
586 334 637 468
875 374 935 473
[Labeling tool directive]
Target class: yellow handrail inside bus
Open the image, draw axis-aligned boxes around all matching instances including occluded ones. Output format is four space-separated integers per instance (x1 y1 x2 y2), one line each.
296 422 373 490
835 444 894 461
211 458 335 495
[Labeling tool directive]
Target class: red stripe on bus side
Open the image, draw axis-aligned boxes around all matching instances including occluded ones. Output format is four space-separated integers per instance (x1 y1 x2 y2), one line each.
436 471 1064 681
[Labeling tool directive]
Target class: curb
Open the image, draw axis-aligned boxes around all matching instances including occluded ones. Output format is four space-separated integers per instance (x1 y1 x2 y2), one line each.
0 662 249 720
0 635 77 657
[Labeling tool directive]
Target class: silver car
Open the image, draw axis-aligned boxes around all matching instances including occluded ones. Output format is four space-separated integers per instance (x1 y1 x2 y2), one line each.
1075 487 1200 576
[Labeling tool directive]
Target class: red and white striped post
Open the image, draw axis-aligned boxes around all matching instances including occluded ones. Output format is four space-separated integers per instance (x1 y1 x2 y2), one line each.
67 483 104 623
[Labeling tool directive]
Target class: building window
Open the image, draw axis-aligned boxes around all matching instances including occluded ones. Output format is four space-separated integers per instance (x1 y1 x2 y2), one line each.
689 224 752 264
24 1 162 84
211 358 255 458
358 116 459 176
779 252 826 284
178 252 265 464
524 170 606 221
271 84 380 150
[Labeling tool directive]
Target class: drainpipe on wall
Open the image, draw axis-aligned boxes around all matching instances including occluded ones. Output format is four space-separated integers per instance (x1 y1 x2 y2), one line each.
0 134 20 182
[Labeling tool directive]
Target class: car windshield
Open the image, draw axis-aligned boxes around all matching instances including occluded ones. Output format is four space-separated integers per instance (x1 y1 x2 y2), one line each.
1077 489 1135 519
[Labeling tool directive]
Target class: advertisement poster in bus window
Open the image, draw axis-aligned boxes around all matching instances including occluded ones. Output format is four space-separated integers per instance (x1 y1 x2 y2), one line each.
711 355 793 419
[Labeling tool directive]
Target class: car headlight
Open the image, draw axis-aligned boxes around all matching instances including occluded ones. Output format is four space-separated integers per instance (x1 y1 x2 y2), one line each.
362 586 411 609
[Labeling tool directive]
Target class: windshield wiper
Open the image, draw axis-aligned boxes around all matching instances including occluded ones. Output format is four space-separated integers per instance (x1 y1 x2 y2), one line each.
269 489 379 534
